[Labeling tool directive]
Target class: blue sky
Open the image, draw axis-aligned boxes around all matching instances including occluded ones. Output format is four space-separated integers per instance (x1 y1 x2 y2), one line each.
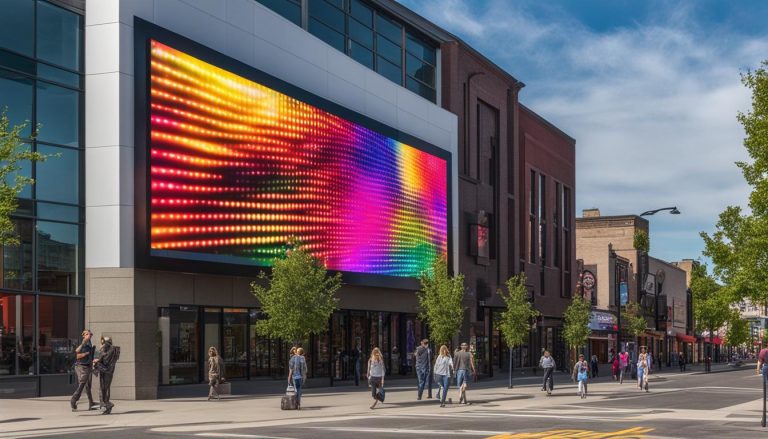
399 0 768 265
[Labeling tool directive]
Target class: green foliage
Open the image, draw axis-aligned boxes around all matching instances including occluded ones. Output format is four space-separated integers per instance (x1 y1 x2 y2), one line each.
496 273 538 348
0 110 45 245
562 295 592 349
251 242 341 343
417 257 465 347
623 302 647 337
633 230 650 253
690 262 732 335
725 315 750 348
701 61 768 307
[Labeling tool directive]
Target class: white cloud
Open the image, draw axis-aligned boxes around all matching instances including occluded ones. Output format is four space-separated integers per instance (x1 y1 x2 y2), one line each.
400 0 766 263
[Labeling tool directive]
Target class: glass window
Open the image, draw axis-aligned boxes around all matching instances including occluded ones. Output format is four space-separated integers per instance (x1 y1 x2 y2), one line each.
375 13 401 43
36 220 79 294
309 19 345 52
350 0 373 27
406 54 435 86
0 0 34 56
0 69 34 138
159 306 200 385
36 82 80 147
257 0 301 26
37 202 80 223
405 77 435 101
36 1 82 71
35 145 79 204
38 296 80 374
348 18 373 48
2 218 33 291
0 293 35 375
249 310 270 377
376 56 401 84
376 34 401 65
204 307 221 356
222 309 248 379
350 41 374 69
309 0 345 31
0 49 36 76
406 34 436 65
37 63 80 89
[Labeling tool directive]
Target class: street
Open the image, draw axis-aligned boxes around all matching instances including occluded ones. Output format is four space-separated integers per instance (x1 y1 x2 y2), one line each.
0 366 765 439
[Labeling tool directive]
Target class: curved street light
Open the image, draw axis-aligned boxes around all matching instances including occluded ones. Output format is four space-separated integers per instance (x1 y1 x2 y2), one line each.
640 206 680 216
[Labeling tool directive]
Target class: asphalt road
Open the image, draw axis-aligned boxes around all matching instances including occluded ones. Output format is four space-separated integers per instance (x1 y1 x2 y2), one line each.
4 368 767 439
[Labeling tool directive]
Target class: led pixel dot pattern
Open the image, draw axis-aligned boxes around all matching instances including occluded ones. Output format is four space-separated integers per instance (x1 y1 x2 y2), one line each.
149 41 448 277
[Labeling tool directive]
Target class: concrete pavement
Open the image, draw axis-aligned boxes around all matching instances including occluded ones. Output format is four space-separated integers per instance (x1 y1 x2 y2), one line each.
0 365 765 438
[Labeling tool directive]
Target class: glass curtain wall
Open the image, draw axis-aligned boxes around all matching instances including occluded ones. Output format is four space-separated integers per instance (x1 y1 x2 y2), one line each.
0 0 84 398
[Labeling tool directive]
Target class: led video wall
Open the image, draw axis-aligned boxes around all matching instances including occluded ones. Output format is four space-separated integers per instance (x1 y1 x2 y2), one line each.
146 40 448 278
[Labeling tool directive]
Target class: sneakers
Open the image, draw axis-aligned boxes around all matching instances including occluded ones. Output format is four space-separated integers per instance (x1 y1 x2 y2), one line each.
70 402 77 412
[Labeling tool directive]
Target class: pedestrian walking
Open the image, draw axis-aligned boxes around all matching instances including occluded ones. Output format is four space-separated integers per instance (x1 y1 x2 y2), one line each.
453 342 475 405
415 339 432 400
433 345 454 407
93 336 120 414
590 354 599 378
367 347 386 409
572 354 589 399
647 351 653 375
612 355 620 381
207 346 225 401
70 329 97 412
637 347 649 392
678 352 686 372
288 347 308 409
539 350 556 395
619 350 629 384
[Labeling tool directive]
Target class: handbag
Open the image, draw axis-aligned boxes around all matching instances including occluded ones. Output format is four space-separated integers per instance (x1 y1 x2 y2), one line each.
376 387 386 402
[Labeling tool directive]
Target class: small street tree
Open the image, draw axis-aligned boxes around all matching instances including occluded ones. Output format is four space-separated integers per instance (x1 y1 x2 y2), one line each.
562 295 592 364
0 110 45 245
624 301 647 345
690 262 732 361
725 315 750 352
497 273 538 388
417 256 465 348
251 241 342 346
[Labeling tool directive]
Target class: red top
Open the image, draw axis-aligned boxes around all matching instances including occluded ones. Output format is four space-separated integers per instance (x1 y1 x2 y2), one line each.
759 348 768 363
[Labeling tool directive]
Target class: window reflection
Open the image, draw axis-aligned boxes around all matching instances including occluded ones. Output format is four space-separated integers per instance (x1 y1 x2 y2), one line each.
38 296 79 374
0 294 34 376
0 0 34 56
2 218 33 290
35 145 79 204
36 1 82 71
0 69 34 138
36 221 79 294
36 83 80 147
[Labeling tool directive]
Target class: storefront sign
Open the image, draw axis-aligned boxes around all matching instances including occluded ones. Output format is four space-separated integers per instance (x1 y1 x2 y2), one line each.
589 311 617 331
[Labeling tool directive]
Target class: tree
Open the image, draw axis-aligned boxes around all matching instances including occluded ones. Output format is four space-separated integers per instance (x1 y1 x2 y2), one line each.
701 61 768 307
690 262 732 360
251 241 342 345
562 296 592 354
0 110 45 245
725 315 750 350
633 230 650 253
496 273 538 388
416 256 465 347
624 301 647 341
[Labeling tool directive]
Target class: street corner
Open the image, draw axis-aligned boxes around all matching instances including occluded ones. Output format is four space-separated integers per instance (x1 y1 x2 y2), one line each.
487 427 655 439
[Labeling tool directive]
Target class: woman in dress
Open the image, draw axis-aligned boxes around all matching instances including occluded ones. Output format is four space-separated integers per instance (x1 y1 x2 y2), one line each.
367 347 386 409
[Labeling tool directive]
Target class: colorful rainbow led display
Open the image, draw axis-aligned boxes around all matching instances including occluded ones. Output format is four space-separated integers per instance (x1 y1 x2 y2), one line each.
148 41 448 277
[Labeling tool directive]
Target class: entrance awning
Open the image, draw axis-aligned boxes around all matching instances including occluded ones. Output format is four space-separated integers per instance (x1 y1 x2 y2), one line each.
703 336 724 345
676 334 696 343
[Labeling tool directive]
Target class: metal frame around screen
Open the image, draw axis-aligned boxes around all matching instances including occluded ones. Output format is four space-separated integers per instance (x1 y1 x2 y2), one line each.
133 18 452 289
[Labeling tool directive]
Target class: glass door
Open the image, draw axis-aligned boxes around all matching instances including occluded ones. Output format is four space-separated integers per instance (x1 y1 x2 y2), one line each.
158 306 200 385
249 310 270 377
222 308 248 379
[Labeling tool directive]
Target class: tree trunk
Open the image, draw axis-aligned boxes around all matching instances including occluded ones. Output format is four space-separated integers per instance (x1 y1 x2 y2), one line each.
508 347 513 389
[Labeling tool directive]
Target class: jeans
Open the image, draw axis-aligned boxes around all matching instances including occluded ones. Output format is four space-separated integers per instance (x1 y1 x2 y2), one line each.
416 367 429 398
99 372 114 410
369 376 383 400
638 367 645 386
619 365 625 383
578 379 588 395
542 367 554 391
293 377 303 404
435 374 450 404
456 369 469 388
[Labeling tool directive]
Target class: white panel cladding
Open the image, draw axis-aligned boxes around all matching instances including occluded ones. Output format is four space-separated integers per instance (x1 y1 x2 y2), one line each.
85 0 458 270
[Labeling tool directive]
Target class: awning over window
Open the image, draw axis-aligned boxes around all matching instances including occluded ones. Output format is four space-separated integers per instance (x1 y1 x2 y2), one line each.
676 334 696 343
703 336 723 345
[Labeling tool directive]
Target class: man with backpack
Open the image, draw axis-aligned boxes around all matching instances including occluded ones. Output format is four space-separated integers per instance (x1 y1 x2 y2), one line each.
93 336 120 415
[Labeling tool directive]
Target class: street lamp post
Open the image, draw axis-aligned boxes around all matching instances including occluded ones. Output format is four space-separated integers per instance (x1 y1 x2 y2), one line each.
640 207 681 216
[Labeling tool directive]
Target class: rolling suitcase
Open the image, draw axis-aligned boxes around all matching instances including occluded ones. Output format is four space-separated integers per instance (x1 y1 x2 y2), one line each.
281 385 298 410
